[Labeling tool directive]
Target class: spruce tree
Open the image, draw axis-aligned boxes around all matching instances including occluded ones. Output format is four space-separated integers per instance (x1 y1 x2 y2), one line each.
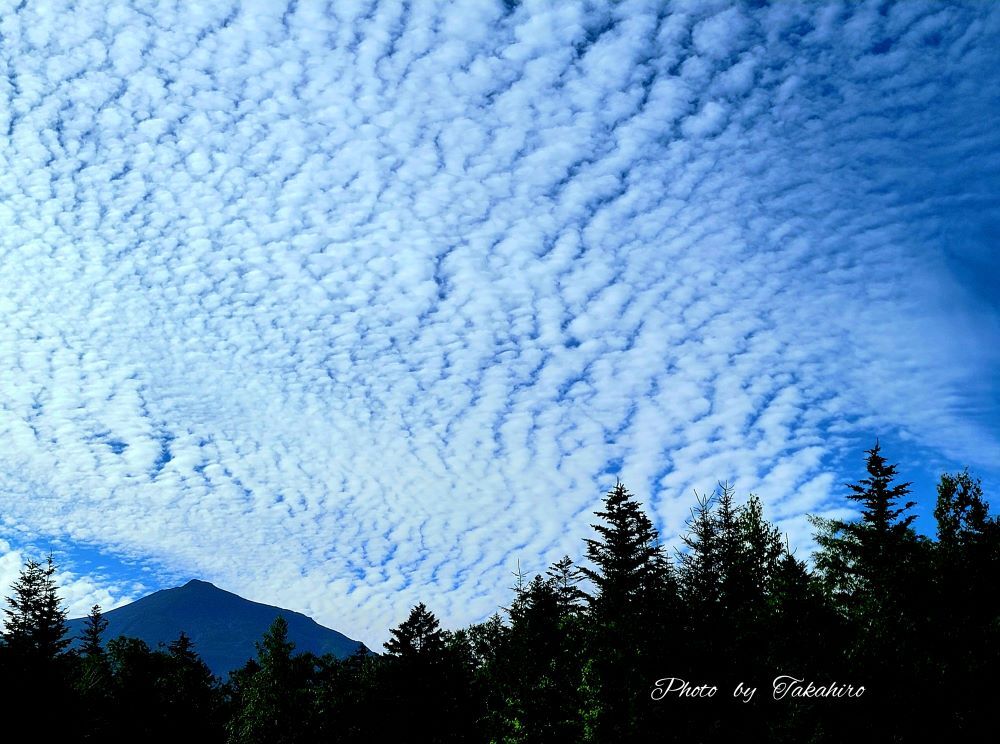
676 490 721 614
80 604 108 658
811 443 927 741
931 470 1000 736
162 632 223 739
227 616 315 744
546 555 587 618
76 604 113 740
581 482 663 620
580 482 668 742
2 555 70 660
380 604 469 742
0 555 74 738
384 602 445 660
501 572 585 743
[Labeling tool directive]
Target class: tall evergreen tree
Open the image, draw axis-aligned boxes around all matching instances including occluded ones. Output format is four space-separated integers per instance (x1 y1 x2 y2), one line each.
811 443 927 741
812 442 920 616
580 482 669 742
161 631 223 739
581 482 662 618
500 571 586 743
379 603 472 742
383 603 445 660
76 605 113 741
676 490 722 615
547 555 587 618
227 616 316 744
2 555 70 660
930 469 1000 736
0 555 74 738
80 604 108 658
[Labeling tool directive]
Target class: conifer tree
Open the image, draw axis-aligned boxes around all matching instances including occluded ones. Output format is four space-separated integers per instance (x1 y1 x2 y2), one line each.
580 482 668 742
811 443 927 741
75 605 113 740
546 555 587 618
931 470 1000 736
2 555 70 660
676 490 721 614
80 604 108 658
0 555 74 738
812 442 920 617
384 602 445 660
581 482 663 619
380 603 472 742
227 616 316 744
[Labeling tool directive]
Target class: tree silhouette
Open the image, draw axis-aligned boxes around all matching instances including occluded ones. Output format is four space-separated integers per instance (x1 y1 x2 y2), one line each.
227 616 316 743
80 604 108 658
2 555 70 660
580 481 669 742
384 603 445 660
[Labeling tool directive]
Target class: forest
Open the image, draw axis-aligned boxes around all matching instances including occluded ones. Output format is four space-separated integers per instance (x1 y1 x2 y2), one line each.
0 443 996 743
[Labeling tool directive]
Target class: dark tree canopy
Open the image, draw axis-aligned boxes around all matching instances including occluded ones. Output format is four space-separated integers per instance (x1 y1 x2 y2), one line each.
2 554 70 660
0 442 995 742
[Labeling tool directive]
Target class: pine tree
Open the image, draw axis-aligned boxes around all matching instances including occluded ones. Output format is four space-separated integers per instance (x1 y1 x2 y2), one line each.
812 442 919 616
581 482 663 619
80 604 108 658
380 604 472 742
546 555 587 618
580 482 668 742
227 616 316 743
500 571 585 743
383 603 445 660
931 469 1000 736
677 490 722 614
2 555 70 660
0 555 74 737
76 604 113 740
162 632 223 739
811 443 928 741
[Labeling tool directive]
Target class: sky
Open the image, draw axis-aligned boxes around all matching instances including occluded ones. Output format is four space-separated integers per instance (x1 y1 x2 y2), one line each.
0 0 998 649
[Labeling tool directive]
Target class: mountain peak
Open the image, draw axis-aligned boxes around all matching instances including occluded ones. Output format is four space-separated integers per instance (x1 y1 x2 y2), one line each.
67 580 365 675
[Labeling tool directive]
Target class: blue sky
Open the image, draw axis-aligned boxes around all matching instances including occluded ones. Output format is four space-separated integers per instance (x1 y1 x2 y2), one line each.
0 0 997 647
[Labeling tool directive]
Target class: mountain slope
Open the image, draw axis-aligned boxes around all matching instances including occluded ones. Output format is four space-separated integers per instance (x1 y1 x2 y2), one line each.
65 579 366 675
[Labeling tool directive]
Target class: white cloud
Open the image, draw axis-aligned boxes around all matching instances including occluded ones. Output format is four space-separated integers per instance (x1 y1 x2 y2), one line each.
0 0 997 647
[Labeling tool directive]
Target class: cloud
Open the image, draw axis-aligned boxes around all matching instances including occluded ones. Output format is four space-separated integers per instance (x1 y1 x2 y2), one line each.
0 0 997 647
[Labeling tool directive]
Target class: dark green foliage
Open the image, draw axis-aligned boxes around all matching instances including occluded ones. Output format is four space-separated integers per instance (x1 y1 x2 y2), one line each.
0 443 996 742
579 482 675 742
227 616 317 743
2 554 70 660
0 554 75 737
929 469 1000 736
374 602 479 742
80 603 108 658
383 602 445 660
162 632 225 739
813 442 919 609
76 604 113 740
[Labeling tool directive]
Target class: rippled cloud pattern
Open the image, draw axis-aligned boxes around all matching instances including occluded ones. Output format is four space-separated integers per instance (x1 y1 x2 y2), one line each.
1 0 998 644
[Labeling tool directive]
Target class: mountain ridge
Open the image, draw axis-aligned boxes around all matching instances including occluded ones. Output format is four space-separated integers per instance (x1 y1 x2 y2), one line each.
65 578 367 675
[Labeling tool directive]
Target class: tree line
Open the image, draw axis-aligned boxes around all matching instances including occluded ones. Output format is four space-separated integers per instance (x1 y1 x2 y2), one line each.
1 442 996 742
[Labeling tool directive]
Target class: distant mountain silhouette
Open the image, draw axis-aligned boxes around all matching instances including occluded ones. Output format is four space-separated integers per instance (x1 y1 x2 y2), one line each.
65 579 367 675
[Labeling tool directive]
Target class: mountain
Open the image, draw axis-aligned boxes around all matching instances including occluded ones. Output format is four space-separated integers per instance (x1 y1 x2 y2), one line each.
65 579 367 676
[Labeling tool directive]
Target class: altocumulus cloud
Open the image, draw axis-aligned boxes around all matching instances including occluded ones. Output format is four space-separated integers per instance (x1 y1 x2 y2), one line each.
0 0 998 644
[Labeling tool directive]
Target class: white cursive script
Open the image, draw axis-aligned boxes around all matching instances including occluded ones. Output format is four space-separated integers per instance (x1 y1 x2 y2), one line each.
650 678 718 700
771 676 865 700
